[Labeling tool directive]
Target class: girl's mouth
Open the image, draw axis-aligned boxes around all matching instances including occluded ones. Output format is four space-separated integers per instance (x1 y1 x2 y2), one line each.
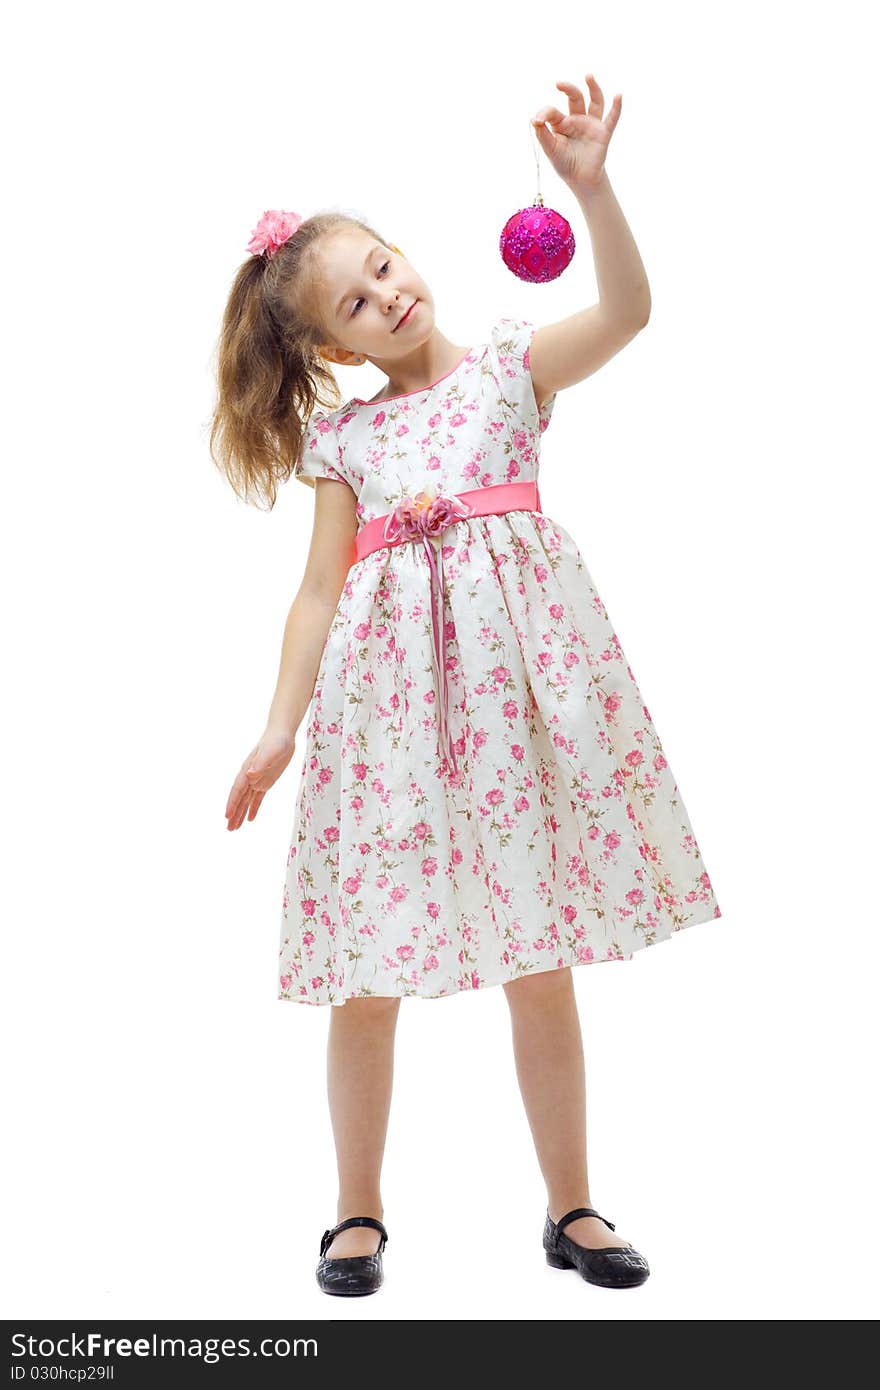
394 301 418 331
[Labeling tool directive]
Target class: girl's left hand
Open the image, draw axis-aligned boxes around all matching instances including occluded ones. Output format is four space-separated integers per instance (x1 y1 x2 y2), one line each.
532 74 622 192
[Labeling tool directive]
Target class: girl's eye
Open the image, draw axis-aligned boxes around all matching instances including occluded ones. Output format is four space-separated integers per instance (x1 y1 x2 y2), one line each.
351 262 391 315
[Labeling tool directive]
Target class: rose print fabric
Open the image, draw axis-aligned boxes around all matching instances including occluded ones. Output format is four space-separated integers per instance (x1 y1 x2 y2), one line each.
280 317 721 1005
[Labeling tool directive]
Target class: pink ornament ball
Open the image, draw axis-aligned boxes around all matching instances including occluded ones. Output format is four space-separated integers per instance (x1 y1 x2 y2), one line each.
499 204 575 283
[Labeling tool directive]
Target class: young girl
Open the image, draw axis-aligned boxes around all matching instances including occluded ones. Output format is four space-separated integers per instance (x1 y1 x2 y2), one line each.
214 74 721 1297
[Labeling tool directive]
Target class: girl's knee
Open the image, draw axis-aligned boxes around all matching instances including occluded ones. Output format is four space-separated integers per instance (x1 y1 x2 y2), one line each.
503 967 573 1004
335 994 402 1017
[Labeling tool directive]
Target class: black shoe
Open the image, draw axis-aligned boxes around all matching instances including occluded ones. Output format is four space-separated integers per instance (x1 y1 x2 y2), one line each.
316 1216 389 1297
543 1206 650 1288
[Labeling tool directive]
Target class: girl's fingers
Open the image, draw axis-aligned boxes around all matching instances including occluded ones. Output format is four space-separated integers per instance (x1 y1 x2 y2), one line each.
227 772 260 827
604 93 622 136
585 72 605 118
226 775 250 821
533 104 567 127
226 744 261 818
226 787 245 828
230 789 256 830
555 80 587 116
538 74 615 132
226 735 293 827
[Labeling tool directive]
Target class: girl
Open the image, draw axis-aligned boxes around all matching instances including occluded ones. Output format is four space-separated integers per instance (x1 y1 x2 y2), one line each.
213 74 721 1297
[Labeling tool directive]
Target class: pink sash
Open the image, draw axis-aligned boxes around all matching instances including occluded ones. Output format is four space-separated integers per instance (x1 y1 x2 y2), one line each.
354 480 543 775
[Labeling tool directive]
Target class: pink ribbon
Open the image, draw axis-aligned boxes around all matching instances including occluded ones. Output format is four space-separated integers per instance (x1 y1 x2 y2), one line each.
381 491 474 775
354 480 543 776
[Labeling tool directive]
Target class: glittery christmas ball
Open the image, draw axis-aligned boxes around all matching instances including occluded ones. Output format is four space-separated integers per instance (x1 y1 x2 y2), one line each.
499 203 576 283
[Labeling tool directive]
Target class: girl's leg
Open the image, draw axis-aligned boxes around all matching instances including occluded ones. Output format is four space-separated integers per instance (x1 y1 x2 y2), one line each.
502 967 630 1251
323 994 401 1257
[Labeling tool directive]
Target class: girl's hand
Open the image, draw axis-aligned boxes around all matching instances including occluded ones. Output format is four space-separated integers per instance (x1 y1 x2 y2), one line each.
532 74 622 193
225 726 296 830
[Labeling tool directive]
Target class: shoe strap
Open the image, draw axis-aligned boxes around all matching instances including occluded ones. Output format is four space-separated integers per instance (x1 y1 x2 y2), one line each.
554 1206 616 1239
320 1216 388 1257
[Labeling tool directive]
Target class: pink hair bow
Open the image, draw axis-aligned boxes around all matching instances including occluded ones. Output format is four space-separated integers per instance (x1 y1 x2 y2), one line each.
382 490 474 775
246 209 303 258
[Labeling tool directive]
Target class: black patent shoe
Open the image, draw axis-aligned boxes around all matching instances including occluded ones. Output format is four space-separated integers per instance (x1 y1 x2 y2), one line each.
316 1216 388 1297
543 1206 650 1288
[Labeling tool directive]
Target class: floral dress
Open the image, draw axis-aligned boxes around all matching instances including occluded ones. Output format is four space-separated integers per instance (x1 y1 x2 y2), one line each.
279 317 721 1005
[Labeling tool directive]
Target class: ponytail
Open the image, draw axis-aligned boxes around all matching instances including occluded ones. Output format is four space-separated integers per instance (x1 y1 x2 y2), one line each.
208 209 389 509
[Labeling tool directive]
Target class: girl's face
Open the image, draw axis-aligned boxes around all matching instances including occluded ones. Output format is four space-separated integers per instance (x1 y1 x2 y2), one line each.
313 229 435 370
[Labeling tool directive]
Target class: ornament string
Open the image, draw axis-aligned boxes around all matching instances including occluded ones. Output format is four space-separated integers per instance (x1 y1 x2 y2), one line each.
529 118 544 207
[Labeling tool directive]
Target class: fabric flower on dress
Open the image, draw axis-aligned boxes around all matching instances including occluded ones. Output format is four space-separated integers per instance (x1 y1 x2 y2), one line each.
382 488 473 544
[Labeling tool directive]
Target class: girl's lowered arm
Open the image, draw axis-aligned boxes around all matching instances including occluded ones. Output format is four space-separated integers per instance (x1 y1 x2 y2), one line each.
265 481 358 737
225 480 357 830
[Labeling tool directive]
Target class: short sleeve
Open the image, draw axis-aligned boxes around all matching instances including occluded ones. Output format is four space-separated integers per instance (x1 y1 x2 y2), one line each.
293 411 349 488
490 316 557 433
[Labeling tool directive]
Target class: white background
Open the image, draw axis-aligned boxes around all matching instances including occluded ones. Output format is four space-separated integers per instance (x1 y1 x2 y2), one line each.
3 0 878 1323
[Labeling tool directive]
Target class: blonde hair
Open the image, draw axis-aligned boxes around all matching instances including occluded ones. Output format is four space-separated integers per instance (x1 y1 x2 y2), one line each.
209 210 391 509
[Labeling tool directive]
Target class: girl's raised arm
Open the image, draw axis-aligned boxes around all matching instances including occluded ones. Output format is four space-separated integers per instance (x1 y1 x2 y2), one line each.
527 74 651 406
